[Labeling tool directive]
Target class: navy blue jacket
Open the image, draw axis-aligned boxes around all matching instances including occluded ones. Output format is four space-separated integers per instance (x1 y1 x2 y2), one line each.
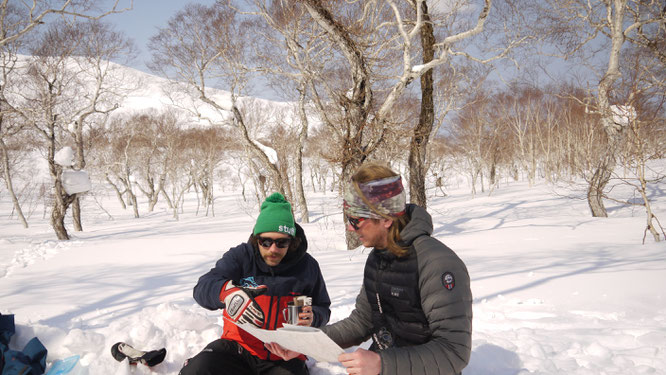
193 223 331 359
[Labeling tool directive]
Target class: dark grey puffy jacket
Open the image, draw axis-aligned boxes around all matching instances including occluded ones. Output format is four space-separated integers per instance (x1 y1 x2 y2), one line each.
323 204 472 375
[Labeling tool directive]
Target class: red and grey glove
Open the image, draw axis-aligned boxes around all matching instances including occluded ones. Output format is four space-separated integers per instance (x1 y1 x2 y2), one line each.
220 281 267 327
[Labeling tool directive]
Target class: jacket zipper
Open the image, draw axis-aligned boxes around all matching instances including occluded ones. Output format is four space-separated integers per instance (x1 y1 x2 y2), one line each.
264 268 276 360
376 260 384 314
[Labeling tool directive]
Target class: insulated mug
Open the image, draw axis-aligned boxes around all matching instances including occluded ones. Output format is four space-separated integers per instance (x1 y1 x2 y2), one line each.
282 305 302 325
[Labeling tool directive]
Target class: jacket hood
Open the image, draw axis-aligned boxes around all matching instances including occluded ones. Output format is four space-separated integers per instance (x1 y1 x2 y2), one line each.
399 204 433 247
253 222 308 274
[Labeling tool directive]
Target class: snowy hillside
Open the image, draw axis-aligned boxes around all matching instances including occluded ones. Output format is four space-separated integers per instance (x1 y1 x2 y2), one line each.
9 54 296 131
1 170 665 374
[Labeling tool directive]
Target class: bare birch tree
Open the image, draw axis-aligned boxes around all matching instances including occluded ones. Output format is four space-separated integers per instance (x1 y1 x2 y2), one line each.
611 45 665 242
187 127 229 217
0 23 29 227
97 115 142 218
539 0 666 217
0 0 132 48
148 3 290 202
243 0 323 222
407 0 436 207
0 1 131 234
61 20 135 231
11 19 132 239
450 90 509 195
133 111 180 213
281 0 526 247
0 105 30 228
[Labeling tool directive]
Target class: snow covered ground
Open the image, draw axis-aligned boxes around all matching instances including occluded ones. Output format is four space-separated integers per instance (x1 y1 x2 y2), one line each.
1 173 665 374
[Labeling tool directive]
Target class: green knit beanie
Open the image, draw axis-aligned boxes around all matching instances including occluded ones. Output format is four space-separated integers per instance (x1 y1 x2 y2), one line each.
253 192 296 236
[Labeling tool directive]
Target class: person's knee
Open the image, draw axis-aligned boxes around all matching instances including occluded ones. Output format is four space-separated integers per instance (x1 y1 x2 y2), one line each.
178 357 196 375
179 340 250 375
178 353 210 375
178 340 221 375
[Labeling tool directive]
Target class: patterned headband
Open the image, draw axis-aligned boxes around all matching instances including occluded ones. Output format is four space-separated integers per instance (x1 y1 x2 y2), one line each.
343 175 406 219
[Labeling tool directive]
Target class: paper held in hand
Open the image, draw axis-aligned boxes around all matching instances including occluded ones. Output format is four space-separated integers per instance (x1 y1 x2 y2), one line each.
236 322 343 363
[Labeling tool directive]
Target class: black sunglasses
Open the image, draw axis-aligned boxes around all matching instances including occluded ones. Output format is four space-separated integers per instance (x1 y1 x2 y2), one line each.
257 236 292 249
346 215 367 230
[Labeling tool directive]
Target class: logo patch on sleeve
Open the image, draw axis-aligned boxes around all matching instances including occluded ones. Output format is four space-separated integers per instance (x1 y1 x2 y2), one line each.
442 272 455 290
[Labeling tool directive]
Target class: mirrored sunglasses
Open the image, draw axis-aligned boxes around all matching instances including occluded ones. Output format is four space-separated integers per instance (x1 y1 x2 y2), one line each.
257 236 291 249
346 215 367 230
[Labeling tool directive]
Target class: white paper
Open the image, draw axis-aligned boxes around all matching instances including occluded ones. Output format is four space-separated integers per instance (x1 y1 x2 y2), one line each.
236 322 343 363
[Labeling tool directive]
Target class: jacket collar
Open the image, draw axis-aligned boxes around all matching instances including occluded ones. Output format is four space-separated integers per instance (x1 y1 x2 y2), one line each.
399 204 433 246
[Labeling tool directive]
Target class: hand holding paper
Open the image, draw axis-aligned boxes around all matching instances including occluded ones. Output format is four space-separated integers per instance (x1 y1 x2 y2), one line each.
265 342 302 361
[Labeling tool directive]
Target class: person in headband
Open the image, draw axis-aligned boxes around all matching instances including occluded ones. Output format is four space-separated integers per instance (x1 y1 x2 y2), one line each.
343 175 407 219
342 166 410 257
268 163 473 375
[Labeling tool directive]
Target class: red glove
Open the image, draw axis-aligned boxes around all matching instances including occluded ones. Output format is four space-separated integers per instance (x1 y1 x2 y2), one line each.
220 281 267 327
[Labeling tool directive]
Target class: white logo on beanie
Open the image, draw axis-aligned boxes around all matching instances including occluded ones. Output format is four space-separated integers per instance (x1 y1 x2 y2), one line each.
279 225 296 236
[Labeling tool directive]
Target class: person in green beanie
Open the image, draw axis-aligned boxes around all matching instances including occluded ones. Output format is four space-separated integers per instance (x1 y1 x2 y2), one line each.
180 192 331 375
253 192 297 266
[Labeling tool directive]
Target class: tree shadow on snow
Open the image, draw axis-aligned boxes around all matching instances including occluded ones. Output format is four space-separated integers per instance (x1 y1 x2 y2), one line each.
470 245 666 303
7 258 214 329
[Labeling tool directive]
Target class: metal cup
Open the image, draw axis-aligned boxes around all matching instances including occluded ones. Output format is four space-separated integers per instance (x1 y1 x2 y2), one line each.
282 305 303 325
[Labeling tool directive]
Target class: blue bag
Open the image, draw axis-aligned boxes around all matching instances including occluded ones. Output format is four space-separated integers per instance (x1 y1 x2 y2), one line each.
0 314 47 375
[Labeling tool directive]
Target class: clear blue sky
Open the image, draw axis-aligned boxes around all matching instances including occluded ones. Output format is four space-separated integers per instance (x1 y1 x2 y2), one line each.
104 0 217 73
102 1 282 100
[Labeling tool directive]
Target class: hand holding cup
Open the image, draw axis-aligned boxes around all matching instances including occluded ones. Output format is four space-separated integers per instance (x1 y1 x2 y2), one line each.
283 296 314 327
297 305 313 326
